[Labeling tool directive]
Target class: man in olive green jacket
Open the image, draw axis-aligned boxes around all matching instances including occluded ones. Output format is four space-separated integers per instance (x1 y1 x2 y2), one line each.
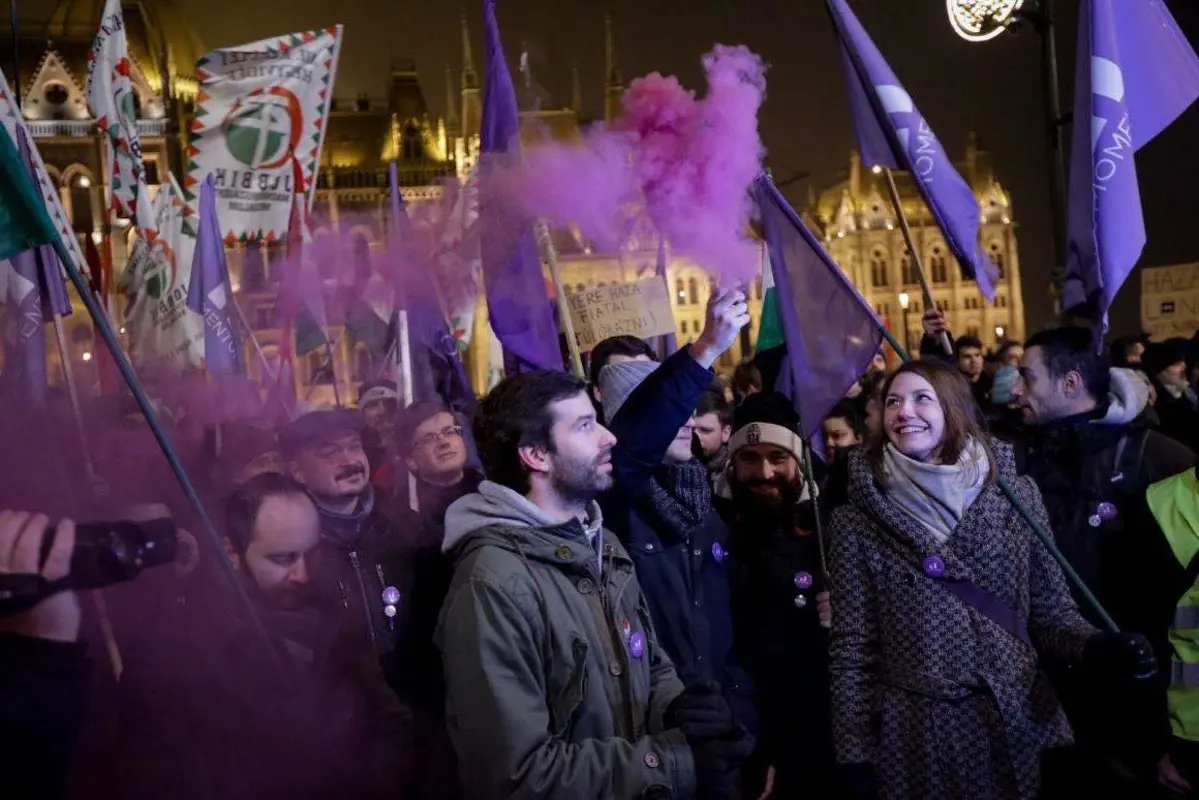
437 371 750 799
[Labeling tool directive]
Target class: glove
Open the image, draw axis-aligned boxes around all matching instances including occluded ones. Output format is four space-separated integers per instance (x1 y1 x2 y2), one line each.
1084 632 1158 682
838 763 879 800
664 680 735 741
691 724 754 800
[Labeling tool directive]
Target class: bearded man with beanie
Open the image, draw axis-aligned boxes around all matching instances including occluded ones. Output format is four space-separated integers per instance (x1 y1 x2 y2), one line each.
715 393 835 798
600 289 759 754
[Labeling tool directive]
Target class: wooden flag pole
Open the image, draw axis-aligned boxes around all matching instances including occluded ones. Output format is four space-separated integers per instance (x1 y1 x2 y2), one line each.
882 168 952 356
534 220 584 379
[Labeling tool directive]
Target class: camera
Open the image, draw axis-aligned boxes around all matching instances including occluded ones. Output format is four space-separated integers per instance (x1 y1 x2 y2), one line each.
0 517 177 616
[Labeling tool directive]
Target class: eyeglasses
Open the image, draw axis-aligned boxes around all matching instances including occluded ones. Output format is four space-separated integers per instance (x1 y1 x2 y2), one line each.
413 425 464 450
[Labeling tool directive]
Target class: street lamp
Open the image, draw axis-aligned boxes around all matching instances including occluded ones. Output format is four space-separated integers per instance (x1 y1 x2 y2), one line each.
947 0 1067 297
898 291 912 353
995 325 1006 341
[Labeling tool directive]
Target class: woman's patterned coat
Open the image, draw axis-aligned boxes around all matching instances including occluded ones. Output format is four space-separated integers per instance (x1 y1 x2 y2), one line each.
827 440 1098 799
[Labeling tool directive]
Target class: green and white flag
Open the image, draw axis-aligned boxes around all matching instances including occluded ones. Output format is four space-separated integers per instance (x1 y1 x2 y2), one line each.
86 0 156 233
755 245 783 353
186 26 343 241
0 72 88 282
122 175 203 368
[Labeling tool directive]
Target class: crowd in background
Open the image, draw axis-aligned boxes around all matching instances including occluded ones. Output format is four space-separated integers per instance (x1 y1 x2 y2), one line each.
8 290 1199 799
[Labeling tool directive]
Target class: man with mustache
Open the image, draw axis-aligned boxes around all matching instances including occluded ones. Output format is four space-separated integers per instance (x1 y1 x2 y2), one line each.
281 410 412 688
717 393 835 798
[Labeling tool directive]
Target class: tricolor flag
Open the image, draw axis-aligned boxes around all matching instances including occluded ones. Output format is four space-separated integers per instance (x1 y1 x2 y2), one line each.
278 158 329 357
1063 0 1199 331
86 0 156 234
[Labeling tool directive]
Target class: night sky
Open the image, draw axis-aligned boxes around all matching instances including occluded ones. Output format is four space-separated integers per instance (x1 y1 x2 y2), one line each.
22 0 1199 335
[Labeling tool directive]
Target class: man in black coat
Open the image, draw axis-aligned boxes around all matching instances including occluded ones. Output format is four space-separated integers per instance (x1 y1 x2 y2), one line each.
1010 326 1195 795
599 288 758 737
716 393 835 799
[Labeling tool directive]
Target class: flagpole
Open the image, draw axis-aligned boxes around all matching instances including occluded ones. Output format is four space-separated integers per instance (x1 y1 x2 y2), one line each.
49 235 279 650
229 295 277 383
323 338 342 408
534 220 584 379
881 168 951 356
50 311 126 681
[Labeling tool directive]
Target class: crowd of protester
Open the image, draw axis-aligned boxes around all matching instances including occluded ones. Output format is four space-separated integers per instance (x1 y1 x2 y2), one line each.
10 291 1199 798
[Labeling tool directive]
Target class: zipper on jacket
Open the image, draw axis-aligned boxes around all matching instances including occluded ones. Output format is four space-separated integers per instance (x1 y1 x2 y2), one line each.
348 549 378 648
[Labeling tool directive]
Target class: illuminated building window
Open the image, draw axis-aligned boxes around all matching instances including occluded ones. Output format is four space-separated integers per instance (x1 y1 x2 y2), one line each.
870 249 888 288
688 277 699 305
989 242 1005 278
676 278 686 305
930 247 948 283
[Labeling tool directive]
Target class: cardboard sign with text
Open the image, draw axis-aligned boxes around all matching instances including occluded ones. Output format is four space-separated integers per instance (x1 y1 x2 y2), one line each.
567 277 676 352
1141 263 1199 339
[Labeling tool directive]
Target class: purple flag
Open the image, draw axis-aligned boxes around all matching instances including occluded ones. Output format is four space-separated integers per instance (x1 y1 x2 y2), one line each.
0 128 73 401
754 175 884 442
388 163 475 413
479 0 561 373
828 0 999 300
187 176 242 375
1064 0 1199 329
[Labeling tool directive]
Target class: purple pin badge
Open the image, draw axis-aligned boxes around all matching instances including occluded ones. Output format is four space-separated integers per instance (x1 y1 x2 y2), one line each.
1097 501 1118 522
794 571 814 591
628 632 645 659
711 542 725 563
922 556 945 579
382 586 401 606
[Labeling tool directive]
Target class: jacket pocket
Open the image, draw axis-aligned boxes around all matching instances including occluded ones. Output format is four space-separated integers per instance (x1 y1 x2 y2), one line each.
548 635 589 738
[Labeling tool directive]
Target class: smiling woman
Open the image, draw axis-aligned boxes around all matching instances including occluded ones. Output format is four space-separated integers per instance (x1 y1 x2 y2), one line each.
823 357 1156 798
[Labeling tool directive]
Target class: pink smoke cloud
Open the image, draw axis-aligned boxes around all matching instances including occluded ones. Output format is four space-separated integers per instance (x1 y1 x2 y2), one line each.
495 44 767 286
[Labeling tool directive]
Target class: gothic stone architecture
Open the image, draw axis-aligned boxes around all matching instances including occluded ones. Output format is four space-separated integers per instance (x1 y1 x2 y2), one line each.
812 143 1026 354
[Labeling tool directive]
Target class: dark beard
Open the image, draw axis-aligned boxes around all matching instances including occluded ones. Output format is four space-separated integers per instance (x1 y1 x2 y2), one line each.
730 477 801 523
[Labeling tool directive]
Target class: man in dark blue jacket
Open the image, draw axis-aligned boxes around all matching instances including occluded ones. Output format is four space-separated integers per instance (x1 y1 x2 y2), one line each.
598 288 757 735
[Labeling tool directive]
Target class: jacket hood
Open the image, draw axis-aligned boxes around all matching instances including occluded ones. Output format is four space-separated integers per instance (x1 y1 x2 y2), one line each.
442 480 604 556
1097 367 1149 425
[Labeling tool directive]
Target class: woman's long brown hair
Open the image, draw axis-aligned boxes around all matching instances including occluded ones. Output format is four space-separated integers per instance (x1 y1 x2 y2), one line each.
866 359 997 486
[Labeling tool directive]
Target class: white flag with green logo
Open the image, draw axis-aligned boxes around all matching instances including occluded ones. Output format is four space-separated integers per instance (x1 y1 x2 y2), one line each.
186 26 343 241
122 175 204 368
86 0 156 233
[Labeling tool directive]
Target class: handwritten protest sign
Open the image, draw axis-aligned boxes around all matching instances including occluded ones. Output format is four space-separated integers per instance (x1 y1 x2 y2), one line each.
1141 263 1199 339
567 277 676 352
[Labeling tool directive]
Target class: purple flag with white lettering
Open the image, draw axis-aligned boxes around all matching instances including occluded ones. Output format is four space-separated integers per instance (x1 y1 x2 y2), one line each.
187 175 242 375
754 174 884 442
1063 0 1199 330
479 0 561 373
0 127 73 401
827 0 999 300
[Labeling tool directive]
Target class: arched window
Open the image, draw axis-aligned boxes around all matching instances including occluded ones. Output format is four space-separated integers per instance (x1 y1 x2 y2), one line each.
901 250 917 285
688 277 700 305
676 278 686 305
989 243 1006 279
930 246 948 283
680 320 689 335
870 249 888 288
401 124 424 160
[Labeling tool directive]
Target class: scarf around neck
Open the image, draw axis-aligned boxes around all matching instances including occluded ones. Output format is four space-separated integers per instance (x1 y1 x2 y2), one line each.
881 438 990 543
639 461 712 541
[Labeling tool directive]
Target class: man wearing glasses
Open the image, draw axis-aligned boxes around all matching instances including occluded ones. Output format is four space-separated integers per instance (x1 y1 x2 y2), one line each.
394 401 485 800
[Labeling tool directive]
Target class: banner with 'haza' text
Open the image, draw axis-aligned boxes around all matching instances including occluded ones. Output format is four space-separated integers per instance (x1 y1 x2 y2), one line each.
186 26 342 243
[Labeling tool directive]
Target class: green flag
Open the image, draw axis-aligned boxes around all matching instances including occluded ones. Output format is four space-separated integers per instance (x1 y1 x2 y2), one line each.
755 245 783 353
0 124 59 261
